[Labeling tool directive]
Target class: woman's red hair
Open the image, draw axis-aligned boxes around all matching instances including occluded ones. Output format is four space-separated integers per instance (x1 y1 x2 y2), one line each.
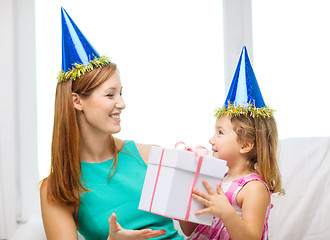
41 63 119 207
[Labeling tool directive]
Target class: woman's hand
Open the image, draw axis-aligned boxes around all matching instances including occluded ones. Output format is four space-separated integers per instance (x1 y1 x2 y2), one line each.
192 180 232 219
108 213 166 240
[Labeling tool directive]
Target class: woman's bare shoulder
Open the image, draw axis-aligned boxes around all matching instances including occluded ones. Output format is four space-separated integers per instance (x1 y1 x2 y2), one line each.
135 143 160 164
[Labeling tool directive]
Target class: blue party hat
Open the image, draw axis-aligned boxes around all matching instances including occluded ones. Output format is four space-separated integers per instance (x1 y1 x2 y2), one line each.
215 46 274 118
57 7 110 83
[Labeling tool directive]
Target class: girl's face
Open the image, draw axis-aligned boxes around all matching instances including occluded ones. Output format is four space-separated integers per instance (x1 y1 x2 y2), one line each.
77 71 125 135
209 116 242 162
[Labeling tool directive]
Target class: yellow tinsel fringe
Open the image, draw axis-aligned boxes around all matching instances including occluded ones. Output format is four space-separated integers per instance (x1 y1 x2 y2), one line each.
57 55 111 83
214 102 275 118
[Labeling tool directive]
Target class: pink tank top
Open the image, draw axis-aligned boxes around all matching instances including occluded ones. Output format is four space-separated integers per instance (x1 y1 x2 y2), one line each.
187 173 271 240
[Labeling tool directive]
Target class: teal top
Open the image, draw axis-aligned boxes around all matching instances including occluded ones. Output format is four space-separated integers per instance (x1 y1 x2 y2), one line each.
78 140 184 240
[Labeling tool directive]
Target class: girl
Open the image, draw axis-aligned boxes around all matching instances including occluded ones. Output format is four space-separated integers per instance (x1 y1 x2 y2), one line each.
40 8 183 240
180 46 284 240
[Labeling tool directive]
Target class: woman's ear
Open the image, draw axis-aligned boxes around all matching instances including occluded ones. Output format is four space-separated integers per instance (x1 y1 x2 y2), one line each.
72 93 83 111
240 141 254 154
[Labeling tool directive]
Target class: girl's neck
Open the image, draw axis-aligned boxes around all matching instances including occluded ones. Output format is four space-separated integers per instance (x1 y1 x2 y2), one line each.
224 164 255 182
79 131 113 163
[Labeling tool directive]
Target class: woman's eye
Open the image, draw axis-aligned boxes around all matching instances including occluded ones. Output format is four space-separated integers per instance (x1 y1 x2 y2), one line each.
107 94 114 97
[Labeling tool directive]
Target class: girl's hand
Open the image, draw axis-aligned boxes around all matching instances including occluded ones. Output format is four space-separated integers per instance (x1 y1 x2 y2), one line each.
192 180 232 218
108 213 166 240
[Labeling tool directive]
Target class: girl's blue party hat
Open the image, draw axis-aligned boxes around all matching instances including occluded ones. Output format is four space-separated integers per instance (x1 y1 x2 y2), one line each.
215 46 274 118
57 7 110 83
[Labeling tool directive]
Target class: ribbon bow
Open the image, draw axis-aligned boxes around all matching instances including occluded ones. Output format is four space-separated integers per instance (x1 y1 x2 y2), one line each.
175 141 209 157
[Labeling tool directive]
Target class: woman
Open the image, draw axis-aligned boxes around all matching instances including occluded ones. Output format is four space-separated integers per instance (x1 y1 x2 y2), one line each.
40 7 183 240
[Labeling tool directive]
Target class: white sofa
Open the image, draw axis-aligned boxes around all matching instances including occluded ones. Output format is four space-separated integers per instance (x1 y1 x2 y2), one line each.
9 137 330 240
269 137 330 239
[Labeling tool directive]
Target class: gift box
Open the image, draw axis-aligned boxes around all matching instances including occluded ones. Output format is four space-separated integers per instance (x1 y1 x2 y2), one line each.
138 145 227 226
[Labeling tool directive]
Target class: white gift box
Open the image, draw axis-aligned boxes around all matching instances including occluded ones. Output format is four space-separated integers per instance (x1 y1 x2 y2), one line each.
138 146 227 226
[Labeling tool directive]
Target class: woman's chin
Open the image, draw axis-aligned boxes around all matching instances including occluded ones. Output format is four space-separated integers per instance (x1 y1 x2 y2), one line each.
109 126 121 135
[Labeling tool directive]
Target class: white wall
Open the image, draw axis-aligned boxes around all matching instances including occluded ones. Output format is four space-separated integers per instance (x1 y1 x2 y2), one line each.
252 0 330 139
223 0 253 90
0 1 17 237
0 0 39 238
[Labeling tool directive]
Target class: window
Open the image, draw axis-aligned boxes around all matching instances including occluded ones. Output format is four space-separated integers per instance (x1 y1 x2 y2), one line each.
252 0 330 139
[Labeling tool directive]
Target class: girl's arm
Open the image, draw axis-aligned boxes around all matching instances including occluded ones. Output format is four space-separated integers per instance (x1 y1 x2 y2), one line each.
40 182 79 240
193 180 270 240
178 221 198 236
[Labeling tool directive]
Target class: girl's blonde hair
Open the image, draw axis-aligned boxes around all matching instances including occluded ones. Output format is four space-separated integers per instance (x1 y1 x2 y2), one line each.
230 115 284 194
41 63 120 207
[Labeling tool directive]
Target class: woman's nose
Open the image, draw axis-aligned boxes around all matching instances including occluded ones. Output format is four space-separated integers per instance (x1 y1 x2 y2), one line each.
116 96 126 109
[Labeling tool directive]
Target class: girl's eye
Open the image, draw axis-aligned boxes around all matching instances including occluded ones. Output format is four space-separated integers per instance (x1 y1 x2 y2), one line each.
218 130 223 135
107 94 114 98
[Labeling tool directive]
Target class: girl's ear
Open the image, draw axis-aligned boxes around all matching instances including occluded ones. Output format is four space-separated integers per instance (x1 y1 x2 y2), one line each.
72 93 83 111
240 141 254 154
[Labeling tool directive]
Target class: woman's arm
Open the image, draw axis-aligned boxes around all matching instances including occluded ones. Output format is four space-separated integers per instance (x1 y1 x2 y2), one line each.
40 181 78 240
108 142 166 239
108 213 166 240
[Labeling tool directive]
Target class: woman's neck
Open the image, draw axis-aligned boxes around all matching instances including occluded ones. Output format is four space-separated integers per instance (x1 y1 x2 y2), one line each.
79 131 113 163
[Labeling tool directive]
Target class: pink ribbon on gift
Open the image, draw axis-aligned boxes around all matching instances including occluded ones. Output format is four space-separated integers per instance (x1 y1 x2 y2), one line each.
148 142 209 221
174 142 209 159
149 148 165 212
175 142 209 221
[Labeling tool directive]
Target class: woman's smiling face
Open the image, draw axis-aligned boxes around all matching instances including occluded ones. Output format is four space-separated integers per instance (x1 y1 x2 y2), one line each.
77 71 126 135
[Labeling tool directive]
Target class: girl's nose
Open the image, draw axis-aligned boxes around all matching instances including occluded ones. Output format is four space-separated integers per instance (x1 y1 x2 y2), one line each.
209 135 215 145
